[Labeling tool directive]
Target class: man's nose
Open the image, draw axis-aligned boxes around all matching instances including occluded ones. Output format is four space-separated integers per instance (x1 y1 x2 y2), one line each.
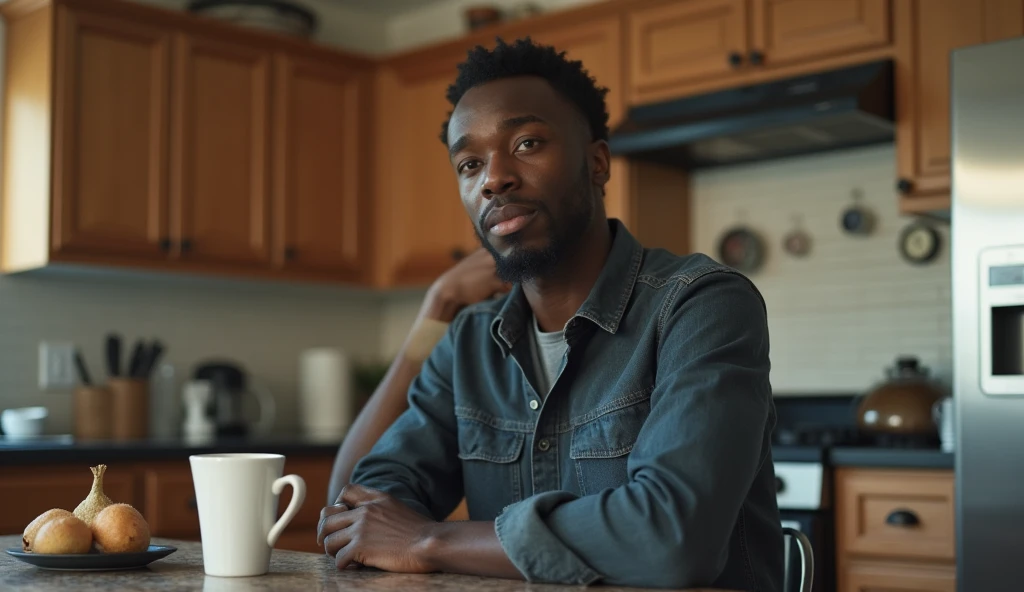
481 155 521 199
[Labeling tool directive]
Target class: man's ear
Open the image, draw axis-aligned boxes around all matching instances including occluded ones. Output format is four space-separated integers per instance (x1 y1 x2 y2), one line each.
589 139 612 196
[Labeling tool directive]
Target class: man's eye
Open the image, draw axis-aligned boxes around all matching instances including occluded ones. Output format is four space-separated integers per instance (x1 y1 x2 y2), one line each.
459 160 480 173
515 139 541 152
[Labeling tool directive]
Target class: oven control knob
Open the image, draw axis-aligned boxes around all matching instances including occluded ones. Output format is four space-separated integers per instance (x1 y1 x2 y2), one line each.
775 477 785 493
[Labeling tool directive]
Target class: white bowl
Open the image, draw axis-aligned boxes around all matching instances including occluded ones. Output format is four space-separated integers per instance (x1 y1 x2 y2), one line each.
1 406 48 438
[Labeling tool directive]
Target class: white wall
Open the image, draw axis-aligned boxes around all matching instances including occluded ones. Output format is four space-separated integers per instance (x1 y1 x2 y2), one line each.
386 0 598 52
690 145 952 394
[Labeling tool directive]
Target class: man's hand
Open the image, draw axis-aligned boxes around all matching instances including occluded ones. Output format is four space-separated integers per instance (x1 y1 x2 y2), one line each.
421 248 509 323
317 484 437 573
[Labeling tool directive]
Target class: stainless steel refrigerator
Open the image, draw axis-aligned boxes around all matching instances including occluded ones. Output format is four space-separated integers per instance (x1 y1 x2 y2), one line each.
951 36 1024 592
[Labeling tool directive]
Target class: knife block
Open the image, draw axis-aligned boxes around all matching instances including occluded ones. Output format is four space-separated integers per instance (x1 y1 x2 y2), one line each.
73 385 112 440
109 378 149 441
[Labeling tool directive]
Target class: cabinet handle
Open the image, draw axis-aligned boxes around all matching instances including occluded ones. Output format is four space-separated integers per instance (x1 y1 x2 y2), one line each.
159 238 172 252
728 51 744 67
885 509 920 527
896 178 914 194
284 246 297 261
451 248 466 261
181 239 194 253
187 497 198 511
749 50 765 66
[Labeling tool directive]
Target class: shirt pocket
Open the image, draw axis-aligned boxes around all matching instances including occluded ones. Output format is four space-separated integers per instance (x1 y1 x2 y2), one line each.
457 418 525 519
569 396 651 496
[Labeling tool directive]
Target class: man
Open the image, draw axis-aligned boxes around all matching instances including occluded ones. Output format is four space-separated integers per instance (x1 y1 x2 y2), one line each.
318 37 783 590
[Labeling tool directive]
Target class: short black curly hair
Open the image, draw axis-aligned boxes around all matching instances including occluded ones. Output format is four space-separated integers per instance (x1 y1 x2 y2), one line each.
439 37 610 146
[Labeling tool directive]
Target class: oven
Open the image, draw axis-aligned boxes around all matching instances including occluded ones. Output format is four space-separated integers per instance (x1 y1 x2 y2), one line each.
775 460 833 592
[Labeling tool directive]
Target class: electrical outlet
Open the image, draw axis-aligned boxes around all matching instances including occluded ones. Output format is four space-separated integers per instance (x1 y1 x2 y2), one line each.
39 342 77 390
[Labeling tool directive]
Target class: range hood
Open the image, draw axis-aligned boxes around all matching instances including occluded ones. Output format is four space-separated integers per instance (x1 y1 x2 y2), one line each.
608 59 894 169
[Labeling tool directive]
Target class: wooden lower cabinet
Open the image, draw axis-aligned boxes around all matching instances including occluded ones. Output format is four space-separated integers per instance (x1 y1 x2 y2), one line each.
0 455 335 554
835 468 957 592
0 465 138 536
842 560 956 592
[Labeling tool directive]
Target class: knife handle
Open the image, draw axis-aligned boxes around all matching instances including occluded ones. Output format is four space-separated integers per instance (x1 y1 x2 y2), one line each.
106 334 121 378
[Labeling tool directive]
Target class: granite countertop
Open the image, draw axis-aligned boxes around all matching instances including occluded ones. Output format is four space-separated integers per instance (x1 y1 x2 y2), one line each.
0 536 736 592
0 434 344 467
829 447 954 469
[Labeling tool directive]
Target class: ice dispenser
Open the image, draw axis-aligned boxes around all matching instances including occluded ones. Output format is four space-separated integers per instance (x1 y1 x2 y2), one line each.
980 246 1024 396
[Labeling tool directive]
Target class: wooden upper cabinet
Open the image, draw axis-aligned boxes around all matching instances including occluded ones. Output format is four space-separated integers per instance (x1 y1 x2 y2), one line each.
629 0 749 100
51 5 170 258
895 0 1023 214
628 0 895 105
171 33 271 266
983 0 1024 42
273 55 369 280
375 55 477 287
752 0 891 68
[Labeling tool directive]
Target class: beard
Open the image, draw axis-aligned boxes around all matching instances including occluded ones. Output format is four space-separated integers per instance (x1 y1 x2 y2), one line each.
476 162 594 284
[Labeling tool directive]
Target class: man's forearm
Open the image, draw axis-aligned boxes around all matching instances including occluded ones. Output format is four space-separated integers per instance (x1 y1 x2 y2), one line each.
327 291 457 503
422 521 523 580
327 353 425 503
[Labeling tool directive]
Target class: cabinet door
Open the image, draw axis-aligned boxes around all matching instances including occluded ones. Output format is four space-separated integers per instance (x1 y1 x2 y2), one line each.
533 17 631 224
273 55 369 281
895 0 1022 213
841 560 956 592
142 464 200 538
983 0 1024 41
0 466 137 535
628 0 748 103
51 6 170 258
375 55 478 287
752 0 890 67
171 33 271 266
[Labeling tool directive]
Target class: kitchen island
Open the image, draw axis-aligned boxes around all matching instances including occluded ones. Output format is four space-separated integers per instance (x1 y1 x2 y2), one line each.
0 536 735 592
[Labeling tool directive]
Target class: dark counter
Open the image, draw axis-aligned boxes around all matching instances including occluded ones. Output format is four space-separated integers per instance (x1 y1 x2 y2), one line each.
771 445 826 463
830 447 954 469
0 434 343 467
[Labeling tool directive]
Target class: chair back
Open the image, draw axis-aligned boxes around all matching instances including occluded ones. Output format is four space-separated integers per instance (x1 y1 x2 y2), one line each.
782 525 814 592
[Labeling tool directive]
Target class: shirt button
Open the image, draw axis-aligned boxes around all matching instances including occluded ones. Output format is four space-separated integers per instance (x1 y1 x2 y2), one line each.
537 439 550 452
529 399 539 410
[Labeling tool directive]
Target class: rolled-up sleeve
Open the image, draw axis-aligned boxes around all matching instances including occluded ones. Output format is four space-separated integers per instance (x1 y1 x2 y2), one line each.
350 315 465 522
495 271 774 588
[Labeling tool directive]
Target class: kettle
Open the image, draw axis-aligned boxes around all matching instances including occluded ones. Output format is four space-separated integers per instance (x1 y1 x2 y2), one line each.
857 356 946 436
192 361 275 438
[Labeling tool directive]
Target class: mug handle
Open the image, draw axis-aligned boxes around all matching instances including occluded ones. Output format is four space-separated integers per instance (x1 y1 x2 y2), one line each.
267 475 306 548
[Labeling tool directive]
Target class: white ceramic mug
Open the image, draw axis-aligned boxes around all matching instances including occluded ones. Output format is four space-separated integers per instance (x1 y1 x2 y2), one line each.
189 453 306 577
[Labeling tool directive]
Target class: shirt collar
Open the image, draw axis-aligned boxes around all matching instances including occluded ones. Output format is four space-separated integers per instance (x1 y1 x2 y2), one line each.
490 219 644 354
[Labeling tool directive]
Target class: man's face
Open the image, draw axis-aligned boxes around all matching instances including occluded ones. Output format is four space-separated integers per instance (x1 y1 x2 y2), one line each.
446 77 606 283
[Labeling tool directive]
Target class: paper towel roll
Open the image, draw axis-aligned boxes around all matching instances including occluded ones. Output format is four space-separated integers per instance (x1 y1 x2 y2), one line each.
299 348 353 439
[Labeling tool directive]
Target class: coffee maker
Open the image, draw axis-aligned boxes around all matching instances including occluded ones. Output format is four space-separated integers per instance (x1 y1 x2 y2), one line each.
191 361 275 438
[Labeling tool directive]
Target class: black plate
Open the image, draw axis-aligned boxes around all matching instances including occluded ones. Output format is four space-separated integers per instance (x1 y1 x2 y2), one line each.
4 545 176 571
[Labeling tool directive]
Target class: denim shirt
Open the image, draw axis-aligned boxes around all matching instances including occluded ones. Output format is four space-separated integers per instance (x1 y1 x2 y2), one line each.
352 220 783 591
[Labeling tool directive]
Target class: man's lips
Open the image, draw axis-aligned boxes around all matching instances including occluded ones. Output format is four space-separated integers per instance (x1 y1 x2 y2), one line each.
484 205 537 237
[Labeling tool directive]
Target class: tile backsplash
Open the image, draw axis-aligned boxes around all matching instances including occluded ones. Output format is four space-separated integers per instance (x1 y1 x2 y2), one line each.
690 145 952 394
0 268 382 436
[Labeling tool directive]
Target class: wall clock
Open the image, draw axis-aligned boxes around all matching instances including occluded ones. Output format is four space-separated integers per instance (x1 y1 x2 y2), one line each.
899 222 941 265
